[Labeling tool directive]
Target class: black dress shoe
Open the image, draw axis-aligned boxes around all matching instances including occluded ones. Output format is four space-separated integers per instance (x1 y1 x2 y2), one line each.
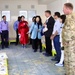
51 58 58 61
2 47 4 49
34 50 37 52
6 47 9 48
15 44 18 46
40 50 42 53
49 54 52 56
5 46 9 48
43 53 51 57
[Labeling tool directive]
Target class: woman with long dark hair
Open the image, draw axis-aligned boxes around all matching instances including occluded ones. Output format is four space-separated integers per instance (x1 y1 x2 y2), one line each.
29 16 42 52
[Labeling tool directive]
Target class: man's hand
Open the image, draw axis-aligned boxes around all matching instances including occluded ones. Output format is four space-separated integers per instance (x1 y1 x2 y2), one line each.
26 32 30 37
50 35 54 40
26 32 30 34
18 34 21 38
44 23 47 27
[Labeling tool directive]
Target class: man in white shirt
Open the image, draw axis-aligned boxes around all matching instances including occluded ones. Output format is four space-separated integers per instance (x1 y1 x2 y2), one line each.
50 12 61 62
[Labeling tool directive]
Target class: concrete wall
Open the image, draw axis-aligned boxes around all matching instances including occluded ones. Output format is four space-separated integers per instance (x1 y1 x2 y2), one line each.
0 0 47 39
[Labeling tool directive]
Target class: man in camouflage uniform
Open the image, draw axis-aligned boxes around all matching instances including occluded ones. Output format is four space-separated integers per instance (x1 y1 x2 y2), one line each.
62 3 75 75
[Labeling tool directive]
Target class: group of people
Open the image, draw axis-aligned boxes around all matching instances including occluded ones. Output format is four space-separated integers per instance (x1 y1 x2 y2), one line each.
19 3 75 75
0 2 75 75
13 10 65 67
14 16 29 48
28 11 66 67
0 15 29 49
43 3 75 75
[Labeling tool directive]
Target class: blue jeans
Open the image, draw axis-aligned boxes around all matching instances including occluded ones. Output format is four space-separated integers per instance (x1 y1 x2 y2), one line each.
53 35 61 61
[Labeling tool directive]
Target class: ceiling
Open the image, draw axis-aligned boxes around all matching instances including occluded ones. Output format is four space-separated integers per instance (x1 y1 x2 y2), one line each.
1 0 57 5
38 0 57 4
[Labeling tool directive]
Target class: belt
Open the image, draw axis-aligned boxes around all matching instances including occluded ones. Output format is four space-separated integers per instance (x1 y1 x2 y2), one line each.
2 30 8 31
56 35 59 36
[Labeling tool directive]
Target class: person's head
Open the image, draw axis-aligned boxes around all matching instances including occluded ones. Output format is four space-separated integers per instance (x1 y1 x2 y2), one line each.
2 15 6 21
21 15 25 21
32 16 36 22
59 15 66 23
35 16 42 25
18 16 21 22
63 3 73 15
54 12 60 19
45 10 51 18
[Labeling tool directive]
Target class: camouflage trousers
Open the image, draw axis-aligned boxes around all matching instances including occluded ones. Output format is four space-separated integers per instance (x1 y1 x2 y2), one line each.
64 40 75 75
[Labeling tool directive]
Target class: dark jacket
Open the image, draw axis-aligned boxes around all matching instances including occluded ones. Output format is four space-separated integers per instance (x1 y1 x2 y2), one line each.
44 16 55 37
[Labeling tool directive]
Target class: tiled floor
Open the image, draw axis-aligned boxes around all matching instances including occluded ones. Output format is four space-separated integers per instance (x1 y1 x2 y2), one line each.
0 44 65 75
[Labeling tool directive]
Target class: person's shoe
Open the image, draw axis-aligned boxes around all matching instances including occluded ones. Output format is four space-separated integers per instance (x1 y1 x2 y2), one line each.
24 45 27 48
15 44 18 46
34 50 37 52
51 58 58 61
15 43 18 46
43 53 51 57
6 46 9 48
2 47 4 49
2 46 4 49
49 54 52 56
22 45 24 48
55 63 63 67
40 50 42 53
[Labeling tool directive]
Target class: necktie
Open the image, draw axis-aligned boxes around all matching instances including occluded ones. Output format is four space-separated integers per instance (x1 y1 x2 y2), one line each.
45 19 48 24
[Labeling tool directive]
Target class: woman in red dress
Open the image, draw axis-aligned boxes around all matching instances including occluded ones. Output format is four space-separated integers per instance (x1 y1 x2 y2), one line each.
18 16 29 48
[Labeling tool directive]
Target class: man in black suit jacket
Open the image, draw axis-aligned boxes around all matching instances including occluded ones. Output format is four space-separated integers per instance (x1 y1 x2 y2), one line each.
43 10 55 56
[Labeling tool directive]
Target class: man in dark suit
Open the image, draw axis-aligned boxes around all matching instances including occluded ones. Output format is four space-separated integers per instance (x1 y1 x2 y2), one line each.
43 10 55 56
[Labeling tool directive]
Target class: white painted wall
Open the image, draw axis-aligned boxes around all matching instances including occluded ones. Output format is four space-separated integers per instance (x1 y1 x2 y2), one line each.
0 0 47 39
0 0 74 40
69 0 75 10
47 0 75 15
0 0 47 18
